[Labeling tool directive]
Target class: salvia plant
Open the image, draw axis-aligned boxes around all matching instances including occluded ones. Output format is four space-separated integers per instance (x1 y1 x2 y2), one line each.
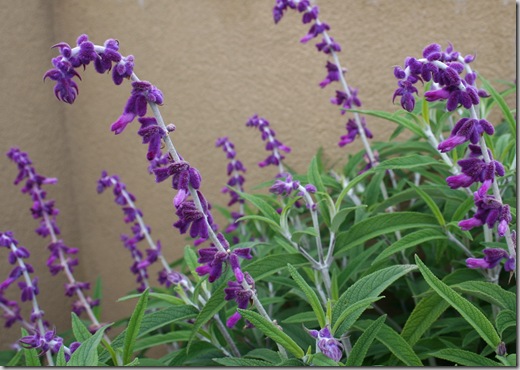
0 0 516 367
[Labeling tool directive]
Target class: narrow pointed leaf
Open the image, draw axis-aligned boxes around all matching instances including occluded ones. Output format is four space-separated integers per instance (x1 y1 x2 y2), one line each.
414 255 501 349
71 312 93 342
332 296 384 334
347 109 427 138
238 309 304 358
332 264 417 335
408 182 446 226
287 264 326 327
123 288 149 364
373 229 446 264
237 191 280 223
345 315 386 366
495 309 516 336
430 348 503 366
353 320 423 366
479 74 516 137
67 324 111 366
452 280 516 312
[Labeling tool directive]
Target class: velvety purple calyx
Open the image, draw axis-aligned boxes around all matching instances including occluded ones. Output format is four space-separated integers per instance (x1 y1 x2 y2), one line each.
224 273 255 328
270 173 300 196
196 235 252 283
319 61 341 88
438 118 494 153
111 81 163 135
331 87 361 113
173 196 210 239
466 248 510 270
216 137 247 206
137 117 166 160
392 79 418 112
459 181 511 234
246 115 291 168
338 117 372 147
307 326 343 361
446 154 504 189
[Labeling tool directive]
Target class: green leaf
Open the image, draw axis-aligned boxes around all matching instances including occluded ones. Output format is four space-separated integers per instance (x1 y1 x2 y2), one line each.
6 349 23 366
238 309 304 358
332 264 417 335
123 288 149 364
479 74 516 137
237 190 280 223
353 320 423 366
281 311 318 324
307 155 326 194
430 348 503 366
184 246 201 282
332 296 384 334
376 154 447 171
345 315 386 366
20 328 41 367
335 170 373 210
311 353 342 366
213 357 273 366
452 280 516 312
347 109 427 138
408 182 446 226
373 229 447 264
118 291 185 306
246 253 308 281
134 331 191 352
338 242 382 288
244 348 283 363
452 195 476 222
238 214 283 233
414 255 501 349
55 346 67 367
291 227 319 243
335 212 438 255
187 282 227 352
67 324 111 366
124 357 140 366
287 264 326 327
400 292 449 346
331 205 365 233
495 309 516 336
99 305 198 363
71 312 93 342
92 276 103 320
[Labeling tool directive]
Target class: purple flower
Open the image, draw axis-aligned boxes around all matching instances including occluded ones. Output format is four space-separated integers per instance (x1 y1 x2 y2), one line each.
466 248 510 270
301 21 330 44
224 273 255 328
270 173 300 196
338 117 373 147
308 326 343 361
446 153 504 189
173 192 213 240
459 181 512 234
110 81 163 135
330 88 361 113
137 117 166 160
316 36 341 54
195 233 252 283
438 118 494 153
319 61 341 88
392 78 419 112
217 137 247 208
246 115 291 169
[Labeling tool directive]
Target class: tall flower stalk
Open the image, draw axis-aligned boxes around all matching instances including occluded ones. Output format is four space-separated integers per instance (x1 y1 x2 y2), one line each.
44 34 283 356
393 43 516 275
6 148 105 328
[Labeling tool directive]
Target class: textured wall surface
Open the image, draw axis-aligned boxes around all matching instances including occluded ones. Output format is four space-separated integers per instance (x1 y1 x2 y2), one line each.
0 0 515 350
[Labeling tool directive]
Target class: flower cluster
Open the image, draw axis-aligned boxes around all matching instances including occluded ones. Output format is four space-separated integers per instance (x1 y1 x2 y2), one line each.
7 148 98 317
393 44 514 272
307 326 343 362
44 34 134 104
0 231 79 363
246 115 291 170
272 0 369 149
216 137 247 235
98 171 164 291
270 173 316 198
393 43 487 113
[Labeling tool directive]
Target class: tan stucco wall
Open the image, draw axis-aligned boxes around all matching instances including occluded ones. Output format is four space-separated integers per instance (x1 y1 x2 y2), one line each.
0 0 515 350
